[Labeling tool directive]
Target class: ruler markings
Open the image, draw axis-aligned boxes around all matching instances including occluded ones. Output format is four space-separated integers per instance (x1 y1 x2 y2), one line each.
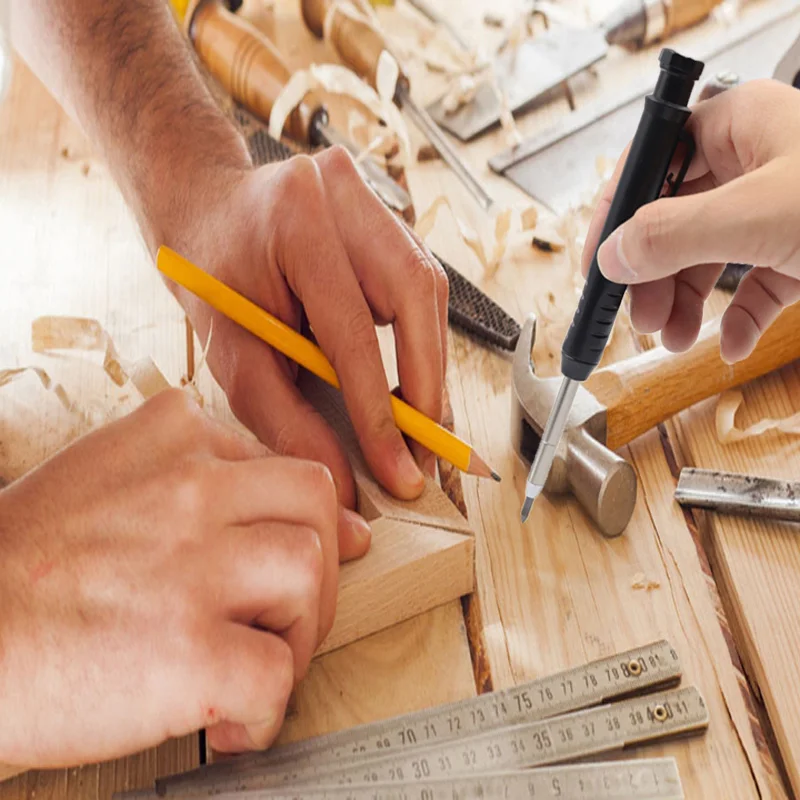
158 640 680 795
155 687 706 795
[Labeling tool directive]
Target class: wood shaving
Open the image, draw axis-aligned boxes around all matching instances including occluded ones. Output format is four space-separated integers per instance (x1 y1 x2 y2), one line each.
181 319 213 408
520 206 539 231
32 316 174 402
488 64 522 148
631 572 661 591
417 143 440 162
716 390 800 444
532 236 564 253
415 195 515 277
483 11 506 27
0 366 75 415
441 74 478 114
269 59 411 166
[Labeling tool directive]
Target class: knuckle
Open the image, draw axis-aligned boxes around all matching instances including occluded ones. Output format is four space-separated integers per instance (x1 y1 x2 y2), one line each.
279 154 322 197
292 526 325 599
269 639 295 702
148 387 201 425
170 461 210 521
632 205 667 263
301 461 337 506
402 247 438 298
318 144 356 177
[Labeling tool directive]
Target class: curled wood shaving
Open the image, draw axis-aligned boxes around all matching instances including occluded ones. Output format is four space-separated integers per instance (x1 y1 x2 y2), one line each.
415 195 515 277
441 74 478 114
0 366 75 414
716 390 800 444
32 316 172 401
268 60 411 166
483 11 506 28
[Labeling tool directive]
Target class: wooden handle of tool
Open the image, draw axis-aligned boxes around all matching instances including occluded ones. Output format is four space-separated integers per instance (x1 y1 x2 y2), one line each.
190 0 322 143
586 302 800 451
300 0 393 91
664 0 721 37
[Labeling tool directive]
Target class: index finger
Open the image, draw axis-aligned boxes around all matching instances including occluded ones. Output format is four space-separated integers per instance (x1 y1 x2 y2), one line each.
277 156 425 501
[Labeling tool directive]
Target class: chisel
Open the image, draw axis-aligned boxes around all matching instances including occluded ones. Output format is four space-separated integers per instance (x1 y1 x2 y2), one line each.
604 0 725 49
520 49 704 522
300 0 495 211
181 0 411 215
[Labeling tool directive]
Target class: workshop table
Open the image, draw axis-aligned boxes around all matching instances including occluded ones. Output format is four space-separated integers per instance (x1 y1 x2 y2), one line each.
1 0 799 797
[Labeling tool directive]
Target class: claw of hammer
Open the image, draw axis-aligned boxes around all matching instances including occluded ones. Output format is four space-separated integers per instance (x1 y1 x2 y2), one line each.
511 315 637 537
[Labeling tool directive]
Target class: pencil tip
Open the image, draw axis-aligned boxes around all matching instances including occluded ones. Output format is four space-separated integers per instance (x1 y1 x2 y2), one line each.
491 470 501 482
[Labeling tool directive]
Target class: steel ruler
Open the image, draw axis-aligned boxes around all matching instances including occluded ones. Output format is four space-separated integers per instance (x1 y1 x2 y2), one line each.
154 686 707 796
158 640 681 794
125 759 683 799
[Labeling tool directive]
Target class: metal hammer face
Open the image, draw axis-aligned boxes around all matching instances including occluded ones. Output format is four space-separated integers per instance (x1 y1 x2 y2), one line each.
511 315 637 537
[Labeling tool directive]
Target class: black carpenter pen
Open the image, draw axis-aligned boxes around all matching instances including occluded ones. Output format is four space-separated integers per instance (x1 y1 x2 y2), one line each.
521 49 704 522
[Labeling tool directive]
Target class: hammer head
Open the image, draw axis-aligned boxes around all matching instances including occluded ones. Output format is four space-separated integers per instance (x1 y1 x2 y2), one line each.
511 315 637 537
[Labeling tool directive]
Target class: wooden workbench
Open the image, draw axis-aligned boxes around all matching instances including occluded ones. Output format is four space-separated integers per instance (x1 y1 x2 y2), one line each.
1 0 799 797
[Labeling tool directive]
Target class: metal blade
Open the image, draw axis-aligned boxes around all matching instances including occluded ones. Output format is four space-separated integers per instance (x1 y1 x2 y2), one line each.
426 26 608 142
490 5 800 212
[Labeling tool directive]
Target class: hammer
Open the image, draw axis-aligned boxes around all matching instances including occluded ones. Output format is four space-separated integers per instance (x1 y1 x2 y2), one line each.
512 301 800 536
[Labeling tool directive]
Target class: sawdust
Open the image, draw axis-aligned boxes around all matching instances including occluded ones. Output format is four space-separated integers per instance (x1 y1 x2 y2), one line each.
716 390 800 444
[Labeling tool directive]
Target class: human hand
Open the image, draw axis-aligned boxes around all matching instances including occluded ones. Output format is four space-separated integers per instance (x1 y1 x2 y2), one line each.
582 79 800 363
0 390 340 766
160 148 448 541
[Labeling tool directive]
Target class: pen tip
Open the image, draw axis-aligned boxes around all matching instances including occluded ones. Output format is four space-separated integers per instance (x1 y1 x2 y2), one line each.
491 470 501 482
520 497 533 523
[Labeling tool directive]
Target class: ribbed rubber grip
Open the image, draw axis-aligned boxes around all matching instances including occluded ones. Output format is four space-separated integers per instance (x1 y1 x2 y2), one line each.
561 92 694 382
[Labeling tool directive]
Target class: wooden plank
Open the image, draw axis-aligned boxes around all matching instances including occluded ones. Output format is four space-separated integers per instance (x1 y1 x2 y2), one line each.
666 297 800 795
280 601 476 744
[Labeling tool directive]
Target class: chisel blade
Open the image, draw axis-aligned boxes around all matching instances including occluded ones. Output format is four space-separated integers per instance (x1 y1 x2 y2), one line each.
426 26 608 142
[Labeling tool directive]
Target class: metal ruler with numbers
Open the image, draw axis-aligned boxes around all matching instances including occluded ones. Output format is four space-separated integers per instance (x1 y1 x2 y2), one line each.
155 640 681 795
153 686 707 796
119 641 705 800
127 758 684 799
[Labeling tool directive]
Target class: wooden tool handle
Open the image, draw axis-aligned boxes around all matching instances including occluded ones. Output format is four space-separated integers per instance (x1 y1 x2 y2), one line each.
300 0 397 92
664 0 721 37
586 302 800 451
190 0 323 143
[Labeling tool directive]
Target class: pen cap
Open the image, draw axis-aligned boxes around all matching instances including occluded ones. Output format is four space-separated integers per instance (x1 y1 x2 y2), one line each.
654 49 704 106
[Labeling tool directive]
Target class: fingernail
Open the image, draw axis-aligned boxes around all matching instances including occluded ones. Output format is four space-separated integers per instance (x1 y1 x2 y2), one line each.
598 228 638 283
343 508 372 544
246 713 278 749
399 449 425 490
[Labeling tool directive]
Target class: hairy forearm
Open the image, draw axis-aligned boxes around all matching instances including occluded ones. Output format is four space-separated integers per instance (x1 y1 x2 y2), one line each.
11 0 251 253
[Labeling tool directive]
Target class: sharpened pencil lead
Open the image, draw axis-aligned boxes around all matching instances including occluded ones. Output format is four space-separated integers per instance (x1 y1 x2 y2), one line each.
491 470 501 482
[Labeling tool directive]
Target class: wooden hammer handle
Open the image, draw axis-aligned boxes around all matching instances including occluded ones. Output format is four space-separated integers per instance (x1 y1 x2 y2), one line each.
664 0 722 38
586 302 800 451
190 0 324 144
300 0 401 93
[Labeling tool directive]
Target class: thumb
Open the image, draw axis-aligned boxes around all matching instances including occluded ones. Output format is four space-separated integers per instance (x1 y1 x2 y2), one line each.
596 164 793 284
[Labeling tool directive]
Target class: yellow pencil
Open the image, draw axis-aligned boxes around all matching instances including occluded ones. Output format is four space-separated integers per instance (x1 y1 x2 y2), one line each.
157 246 500 480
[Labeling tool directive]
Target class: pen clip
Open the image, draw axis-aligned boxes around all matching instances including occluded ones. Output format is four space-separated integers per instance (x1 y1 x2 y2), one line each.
663 130 696 198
